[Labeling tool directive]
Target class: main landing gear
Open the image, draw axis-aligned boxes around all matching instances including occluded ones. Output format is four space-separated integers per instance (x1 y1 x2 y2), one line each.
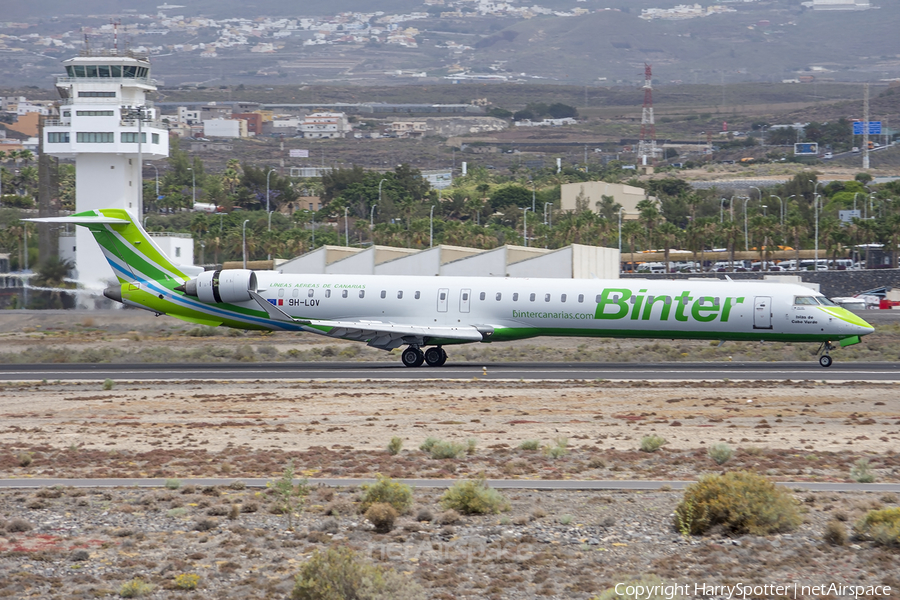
817 342 836 368
401 345 447 367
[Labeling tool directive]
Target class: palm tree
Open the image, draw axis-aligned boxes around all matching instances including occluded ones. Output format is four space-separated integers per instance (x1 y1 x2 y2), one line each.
637 198 661 251
783 211 807 270
656 221 681 272
31 257 75 309
719 218 743 270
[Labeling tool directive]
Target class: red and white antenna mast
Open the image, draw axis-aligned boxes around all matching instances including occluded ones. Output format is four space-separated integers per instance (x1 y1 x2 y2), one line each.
638 63 658 165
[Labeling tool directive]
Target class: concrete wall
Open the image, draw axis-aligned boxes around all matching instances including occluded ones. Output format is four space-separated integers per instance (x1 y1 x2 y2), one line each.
621 270 900 298
441 245 548 277
375 245 483 277
326 246 419 274
508 244 619 279
279 246 362 274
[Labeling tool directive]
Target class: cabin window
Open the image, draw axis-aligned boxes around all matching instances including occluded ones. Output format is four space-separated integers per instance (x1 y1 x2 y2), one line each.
342 290 348 298
529 293 536 302
397 291 403 299
415 291 421 299
496 292 502 301
278 289 285 298
665 296 672 305
578 294 584 303
630 296 636 304
512 293 518 301
462 292 469 301
596 294 602 303
440 292 446 301
380 290 386 299
325 289 331 298
794 296 817 306
308 289 314 297
479 292 486 301
359 290 365 299
292 289 299 298
681 296 689 305
713 297 719 306
561 294 567 302
544 293 551 302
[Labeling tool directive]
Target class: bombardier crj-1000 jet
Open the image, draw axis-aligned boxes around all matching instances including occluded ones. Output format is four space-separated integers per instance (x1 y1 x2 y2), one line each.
30 209 874 368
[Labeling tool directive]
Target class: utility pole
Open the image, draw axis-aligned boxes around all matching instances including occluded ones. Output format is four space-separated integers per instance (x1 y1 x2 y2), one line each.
863 83 870 170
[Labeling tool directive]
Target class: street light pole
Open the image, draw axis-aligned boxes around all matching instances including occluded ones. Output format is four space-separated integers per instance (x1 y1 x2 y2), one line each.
720 198 726 223
187 167 195 206
531 179 536 213
521 207 530 247
242 219 249 269
265 169 276 229
370 204 377 229
618 207 625 254
743 196 751 252
344 207 349 247
429 205 435 248
814 194 820 267
148 163 159 212
544 202 552 226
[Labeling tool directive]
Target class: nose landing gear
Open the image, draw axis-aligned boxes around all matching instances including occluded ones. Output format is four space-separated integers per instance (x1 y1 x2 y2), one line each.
817 342 835 368
401 345 447 367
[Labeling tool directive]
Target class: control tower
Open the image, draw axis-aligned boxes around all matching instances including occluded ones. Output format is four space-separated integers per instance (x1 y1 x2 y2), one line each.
43 50 169 291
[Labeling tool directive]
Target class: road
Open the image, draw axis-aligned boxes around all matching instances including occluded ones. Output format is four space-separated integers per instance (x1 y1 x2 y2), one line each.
1 361 899 381
0 477 897 493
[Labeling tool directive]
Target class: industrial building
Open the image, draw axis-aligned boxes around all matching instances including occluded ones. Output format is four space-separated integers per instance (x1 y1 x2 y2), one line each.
559 181 657 219
279 243 619 279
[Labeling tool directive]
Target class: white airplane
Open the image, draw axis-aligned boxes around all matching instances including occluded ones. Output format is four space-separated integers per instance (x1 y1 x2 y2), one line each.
29 209 874 368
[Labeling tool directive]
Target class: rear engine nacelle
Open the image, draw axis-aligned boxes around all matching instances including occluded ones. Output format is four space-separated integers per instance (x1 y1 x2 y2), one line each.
178 269 258 304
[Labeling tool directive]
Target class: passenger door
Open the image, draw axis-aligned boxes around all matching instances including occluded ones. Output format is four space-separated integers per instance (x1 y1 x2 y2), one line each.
753 296 772 329
437 288 449 313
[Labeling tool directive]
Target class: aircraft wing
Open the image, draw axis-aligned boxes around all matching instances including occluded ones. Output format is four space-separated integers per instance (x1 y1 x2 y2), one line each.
248 291 486 349
302 319 485 349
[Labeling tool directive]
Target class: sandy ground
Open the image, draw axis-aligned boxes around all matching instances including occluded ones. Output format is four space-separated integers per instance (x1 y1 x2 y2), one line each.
2 379 898 458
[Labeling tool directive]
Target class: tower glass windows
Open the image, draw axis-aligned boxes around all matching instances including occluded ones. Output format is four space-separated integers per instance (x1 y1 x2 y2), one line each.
76 132 114 143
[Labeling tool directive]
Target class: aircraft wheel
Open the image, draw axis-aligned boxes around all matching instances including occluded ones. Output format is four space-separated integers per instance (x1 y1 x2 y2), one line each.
424 347 444 367
402 347 425 368
819 354 833 368
436 348 448 366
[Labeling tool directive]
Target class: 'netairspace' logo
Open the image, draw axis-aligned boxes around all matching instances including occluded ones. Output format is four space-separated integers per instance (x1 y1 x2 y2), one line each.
511 288 745 323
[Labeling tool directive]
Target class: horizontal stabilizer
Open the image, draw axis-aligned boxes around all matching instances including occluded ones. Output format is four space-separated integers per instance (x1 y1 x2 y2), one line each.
23 216 130 225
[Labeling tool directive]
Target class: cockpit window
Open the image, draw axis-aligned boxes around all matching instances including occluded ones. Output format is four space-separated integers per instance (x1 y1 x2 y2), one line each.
794 296 818 305
816 296 838 307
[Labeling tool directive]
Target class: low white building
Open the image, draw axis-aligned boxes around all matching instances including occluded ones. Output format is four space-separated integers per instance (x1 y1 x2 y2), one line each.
299 112 351 139
203 118 248 138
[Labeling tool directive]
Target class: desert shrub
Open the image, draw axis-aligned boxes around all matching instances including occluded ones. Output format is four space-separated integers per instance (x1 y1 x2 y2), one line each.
853 507 900 547
466 438 478 455
360 474 413 514
291 546 425 600
207 505 229 516
6 518 32 533
314 518 339 534
595 575 683 600
228 504 240 520
103 378 115 391
419 437 439 452
366 502 398 533
543 437 569 459
323 499 354 516
119 578 154 598
387 436 403 455
673 471 801 535
17 452 33 467
241 501 259 513
164 478 181 490
193 518 218 532
560 514 574 525
518 439 540 451
437 509 461 525
640 435 668 453
707 443 733 465
850 458 876 483
267 459 309 530
166 507 187 518
229 480 246 490
429 440 467 459
415 507 434 522
823 520 848 546
174 573 201 590
440 478 509 515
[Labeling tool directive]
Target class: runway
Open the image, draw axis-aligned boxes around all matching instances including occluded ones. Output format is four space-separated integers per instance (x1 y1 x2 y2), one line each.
1 361 899 381
0 477 898 493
